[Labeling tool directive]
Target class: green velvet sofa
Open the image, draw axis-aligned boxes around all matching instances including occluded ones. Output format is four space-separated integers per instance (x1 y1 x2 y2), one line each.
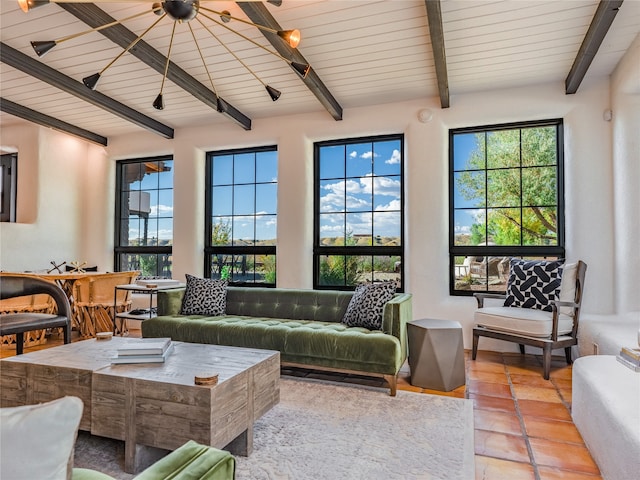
141 287 413 395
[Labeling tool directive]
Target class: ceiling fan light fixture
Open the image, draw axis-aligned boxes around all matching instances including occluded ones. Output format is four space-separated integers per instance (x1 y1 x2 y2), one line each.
153 93 164 110
18 0 49 13
266 85 281 101
291 62 310 78
31 40 56 57
278 29 300 48
82 73 101 90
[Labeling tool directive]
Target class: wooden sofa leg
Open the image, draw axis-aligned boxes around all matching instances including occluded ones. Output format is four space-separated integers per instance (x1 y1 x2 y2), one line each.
519 344 525 355
542 346 551 380
565 347 573 365
384 375 397 397
472 331 479 360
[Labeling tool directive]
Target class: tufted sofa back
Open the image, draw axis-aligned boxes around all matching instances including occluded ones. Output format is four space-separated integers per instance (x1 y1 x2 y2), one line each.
225 287 354 323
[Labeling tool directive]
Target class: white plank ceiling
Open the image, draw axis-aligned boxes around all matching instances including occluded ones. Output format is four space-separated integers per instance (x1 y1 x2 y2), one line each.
1 0 639 141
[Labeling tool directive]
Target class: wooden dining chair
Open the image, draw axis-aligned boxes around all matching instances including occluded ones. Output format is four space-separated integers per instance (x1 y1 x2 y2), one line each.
0 273 59 348
72 271 140 337
0 275 71 354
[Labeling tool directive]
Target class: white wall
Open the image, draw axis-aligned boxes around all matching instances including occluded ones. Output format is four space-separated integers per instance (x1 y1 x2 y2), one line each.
0 125 108 272
106 78 617 348
610 33 640 314
2 70 626 349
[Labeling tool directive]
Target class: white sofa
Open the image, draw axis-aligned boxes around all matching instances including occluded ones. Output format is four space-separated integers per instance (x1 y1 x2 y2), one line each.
577 311 640 356
572 355 640 480
572 311 640 480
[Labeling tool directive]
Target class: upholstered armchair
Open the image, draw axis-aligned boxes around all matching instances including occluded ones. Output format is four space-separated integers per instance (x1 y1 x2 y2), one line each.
472 260 587 379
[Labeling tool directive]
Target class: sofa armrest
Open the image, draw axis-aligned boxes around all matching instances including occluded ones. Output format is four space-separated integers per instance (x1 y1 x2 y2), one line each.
134 440 235 480
157 288 186 316
72 468 116 480
72 441 235 480
382 293 412 362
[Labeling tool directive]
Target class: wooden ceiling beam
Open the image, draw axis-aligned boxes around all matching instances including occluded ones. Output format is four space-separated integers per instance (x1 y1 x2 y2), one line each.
566 0 623 94
236 1 343 121
0 42 173 139
0 97 108 146
424 0 450 108
60 3 252 130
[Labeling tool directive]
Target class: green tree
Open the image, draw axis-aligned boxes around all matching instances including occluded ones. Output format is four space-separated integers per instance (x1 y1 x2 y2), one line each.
319 232 360 286
211 220 231 277
260 255 276 284
138 255 157 277
211 220 231 245
457 127 557 246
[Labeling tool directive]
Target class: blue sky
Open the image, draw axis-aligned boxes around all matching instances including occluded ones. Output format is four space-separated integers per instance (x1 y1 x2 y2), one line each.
210 150 278 244
125 142 406 244
452 133 484 238
126 161 174 242
318 140 402 239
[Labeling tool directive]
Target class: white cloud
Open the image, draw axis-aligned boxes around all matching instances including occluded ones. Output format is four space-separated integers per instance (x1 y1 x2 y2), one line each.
385 149 401 164
320 180 370 212
349 150 357 158
375 199 401 211
149 204 173 216
157 228 173 240
360 175 401 197
361 151 378 159
454 225 471 235
320 223 344 234
321 191 369 212
320 175 401 213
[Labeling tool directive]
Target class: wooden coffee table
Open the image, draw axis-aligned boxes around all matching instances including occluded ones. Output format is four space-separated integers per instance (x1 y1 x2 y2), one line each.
0 338 280 473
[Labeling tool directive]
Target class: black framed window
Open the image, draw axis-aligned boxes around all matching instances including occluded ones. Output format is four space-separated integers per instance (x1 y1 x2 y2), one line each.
449 119 565 295
205 146 277 285
115 156 173 278
314 134 404 290
0 153 17 223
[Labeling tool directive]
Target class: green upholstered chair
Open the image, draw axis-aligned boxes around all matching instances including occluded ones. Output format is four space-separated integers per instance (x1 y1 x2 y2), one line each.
72 440 235 480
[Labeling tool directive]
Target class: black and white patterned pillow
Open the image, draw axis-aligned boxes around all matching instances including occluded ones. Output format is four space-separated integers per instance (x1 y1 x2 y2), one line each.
504 259 564 311
341 281 397 330
180 274 228 316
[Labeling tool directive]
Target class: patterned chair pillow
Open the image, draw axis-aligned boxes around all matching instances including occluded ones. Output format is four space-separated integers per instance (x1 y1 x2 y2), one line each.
180 274 228 316
341 281 397 330
503 259 564 312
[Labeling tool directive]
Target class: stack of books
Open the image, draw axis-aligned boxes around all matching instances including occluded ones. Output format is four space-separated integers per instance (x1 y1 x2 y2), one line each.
111 337 174 364
616 346 640 372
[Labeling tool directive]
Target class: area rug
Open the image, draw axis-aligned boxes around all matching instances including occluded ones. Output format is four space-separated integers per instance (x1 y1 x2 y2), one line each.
74 377 474 480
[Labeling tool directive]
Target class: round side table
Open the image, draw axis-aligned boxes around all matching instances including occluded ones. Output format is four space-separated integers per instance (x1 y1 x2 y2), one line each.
407 318 465 391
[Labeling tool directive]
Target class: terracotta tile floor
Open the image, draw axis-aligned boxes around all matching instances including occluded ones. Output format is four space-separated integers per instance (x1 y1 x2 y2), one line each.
1 332 603 480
